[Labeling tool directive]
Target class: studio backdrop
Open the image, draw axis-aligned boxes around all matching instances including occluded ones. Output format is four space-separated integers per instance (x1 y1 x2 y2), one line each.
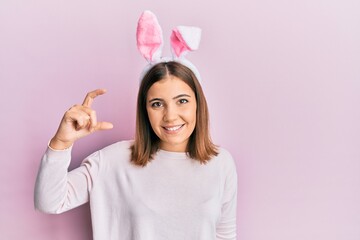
0 0 359 239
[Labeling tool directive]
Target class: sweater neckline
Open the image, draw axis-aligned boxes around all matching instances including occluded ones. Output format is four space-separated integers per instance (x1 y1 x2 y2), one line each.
156 149 189 160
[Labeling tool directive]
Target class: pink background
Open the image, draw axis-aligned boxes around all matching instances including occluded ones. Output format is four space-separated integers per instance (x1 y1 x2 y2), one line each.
1 0 359 239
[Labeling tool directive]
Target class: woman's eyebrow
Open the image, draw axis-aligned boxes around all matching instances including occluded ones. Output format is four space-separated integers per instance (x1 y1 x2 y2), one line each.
173 94 191 100
149 98 163 103
148 94 191 103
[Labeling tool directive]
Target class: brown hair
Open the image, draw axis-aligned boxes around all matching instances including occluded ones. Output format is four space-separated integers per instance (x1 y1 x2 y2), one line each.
130 61 218 166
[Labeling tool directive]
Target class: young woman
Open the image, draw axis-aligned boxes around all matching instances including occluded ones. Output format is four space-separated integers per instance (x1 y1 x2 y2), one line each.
35 11 237 240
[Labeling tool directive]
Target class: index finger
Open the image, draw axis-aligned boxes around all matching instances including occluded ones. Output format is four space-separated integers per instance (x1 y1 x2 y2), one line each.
82 89 107 107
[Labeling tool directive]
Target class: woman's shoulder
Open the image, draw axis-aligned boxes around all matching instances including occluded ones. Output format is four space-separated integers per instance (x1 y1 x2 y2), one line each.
214 147 236 170
216 147 234 161
99 140 134 159
99 140 132 150
217 147 232 158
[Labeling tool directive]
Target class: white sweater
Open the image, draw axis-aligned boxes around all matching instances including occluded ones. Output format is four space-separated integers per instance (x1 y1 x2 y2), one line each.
34 140 237 240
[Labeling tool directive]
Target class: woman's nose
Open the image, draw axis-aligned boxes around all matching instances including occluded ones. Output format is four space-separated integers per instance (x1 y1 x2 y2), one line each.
163 105 178 122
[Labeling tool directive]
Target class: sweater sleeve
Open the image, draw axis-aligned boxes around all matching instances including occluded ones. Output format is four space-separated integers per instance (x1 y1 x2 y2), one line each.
216 152 238 240
34 146 100 214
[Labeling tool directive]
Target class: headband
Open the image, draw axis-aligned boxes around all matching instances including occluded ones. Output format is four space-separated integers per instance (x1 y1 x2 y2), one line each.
136 10 202 81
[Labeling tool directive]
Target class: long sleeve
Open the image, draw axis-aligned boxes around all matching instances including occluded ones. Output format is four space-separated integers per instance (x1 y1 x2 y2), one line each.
216 152 238 240
34 146 99 214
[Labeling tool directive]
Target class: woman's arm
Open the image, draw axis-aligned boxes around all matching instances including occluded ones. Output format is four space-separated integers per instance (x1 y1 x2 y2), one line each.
34 89 113 213
216 152 238 240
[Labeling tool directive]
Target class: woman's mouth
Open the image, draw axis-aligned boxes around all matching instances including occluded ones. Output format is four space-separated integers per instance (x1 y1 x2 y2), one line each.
162 124 185 132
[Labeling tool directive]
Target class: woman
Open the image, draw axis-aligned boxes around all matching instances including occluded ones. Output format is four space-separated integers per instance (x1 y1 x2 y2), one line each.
35 11 237 240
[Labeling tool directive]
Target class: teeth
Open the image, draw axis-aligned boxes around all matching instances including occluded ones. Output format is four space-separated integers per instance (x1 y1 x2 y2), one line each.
165 125 183 131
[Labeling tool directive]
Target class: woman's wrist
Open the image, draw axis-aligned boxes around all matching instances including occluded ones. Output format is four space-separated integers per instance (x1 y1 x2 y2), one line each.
49 137 74 150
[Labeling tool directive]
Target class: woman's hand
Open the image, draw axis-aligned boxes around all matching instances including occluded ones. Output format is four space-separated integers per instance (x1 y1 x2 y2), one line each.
49 89 113 150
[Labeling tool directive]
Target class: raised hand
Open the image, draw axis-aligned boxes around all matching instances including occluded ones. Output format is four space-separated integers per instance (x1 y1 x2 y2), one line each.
49 89 113 150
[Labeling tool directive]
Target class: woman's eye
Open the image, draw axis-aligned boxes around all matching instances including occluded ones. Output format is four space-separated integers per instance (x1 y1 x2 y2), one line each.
151 102 162 108
179 99 188 104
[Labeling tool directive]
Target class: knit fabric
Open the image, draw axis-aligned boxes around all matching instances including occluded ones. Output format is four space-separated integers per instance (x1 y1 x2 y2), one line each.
35 140 237 240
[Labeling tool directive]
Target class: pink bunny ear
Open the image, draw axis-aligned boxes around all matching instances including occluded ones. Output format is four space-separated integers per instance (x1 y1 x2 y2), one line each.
136 11 163 62
170 26 202 58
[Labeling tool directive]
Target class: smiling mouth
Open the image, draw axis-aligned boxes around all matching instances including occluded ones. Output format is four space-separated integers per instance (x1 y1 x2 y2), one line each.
163 124 185 132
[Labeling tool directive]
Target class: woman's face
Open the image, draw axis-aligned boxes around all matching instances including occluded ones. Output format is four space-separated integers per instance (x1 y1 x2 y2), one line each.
146 76 197 152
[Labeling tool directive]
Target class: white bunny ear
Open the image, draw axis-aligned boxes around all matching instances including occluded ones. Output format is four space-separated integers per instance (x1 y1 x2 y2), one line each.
136 11 163 62
170 26 202 58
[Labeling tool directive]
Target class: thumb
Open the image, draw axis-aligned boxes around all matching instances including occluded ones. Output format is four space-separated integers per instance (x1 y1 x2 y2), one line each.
95 121 114 131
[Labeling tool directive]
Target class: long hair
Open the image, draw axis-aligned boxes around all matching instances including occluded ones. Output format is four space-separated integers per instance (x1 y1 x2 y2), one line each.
130 61 218 166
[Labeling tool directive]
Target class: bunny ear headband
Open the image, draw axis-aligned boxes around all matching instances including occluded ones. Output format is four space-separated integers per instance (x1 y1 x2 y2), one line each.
136 10 202 81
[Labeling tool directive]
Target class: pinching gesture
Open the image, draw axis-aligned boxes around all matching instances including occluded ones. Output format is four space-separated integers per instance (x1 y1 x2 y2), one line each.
49 89 113 150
